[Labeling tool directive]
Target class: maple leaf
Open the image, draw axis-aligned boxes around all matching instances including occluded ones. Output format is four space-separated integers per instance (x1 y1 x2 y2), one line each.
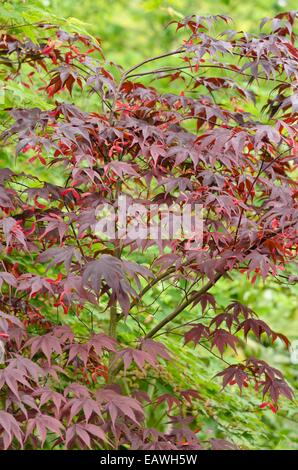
245 358 294 403
140 339 171 361
271 331 291 348
10 391 39 418
25 333 63 365
156 393 181 412
52 325 75 344
210 312 236 331
96 389 144 426
122 260 154 289
210 438 237 450
67 333 116 366
261 377 294 403
195 293 216 314
180 389 202 404
237 318 272 341
1 217 27 249
64 383 91 399
0 272 17 290
0 365 32 399
38 247 82 273
88 333 117 356
33 388 67 416
105 161 139 180
217 364 249 391
0 185 14 209
82 255 131 314
0 410 23 449
226 302 255 320
65 423 107 449
0 312 25 331
114 347 156 372
7 356 45 383
184 323 210 345
39 214 68 243
0 313 27 348
17 274 56 299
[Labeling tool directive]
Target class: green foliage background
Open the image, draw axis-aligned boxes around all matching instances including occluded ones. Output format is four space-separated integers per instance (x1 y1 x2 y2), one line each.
0 0 297 449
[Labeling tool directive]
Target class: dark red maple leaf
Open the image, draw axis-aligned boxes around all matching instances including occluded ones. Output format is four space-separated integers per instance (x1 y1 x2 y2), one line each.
217 364 249 391
184 323 210 345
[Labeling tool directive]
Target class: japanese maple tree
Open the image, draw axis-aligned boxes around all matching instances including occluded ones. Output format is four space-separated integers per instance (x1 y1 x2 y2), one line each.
0 10 297 449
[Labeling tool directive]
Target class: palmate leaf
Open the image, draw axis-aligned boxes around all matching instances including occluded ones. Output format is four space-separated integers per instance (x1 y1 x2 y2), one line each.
38 247 82 273
7 356 45 383
113 339 171 372
140 339 171 361
25 333 63 365
246 358 294 403
34 388 67 416
156 393 180 412
105 161 139 180
0 272 17 290
261 377 294 403
184 324 210 345
210 438 238 450
65 397 103 423
114 347 156 372
218 358 295 403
